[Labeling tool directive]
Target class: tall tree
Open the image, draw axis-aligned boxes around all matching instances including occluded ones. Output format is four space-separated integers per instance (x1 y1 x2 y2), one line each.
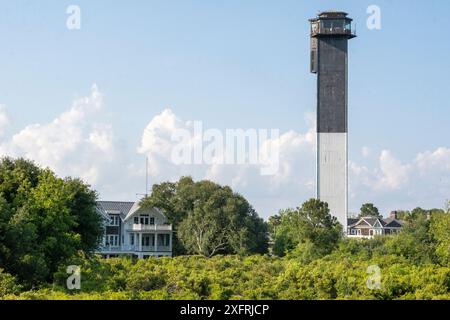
383 211 436 264
359 203 382 218
271 199 342 258
429 211 450 266
0 158 103 287
141 177 268 256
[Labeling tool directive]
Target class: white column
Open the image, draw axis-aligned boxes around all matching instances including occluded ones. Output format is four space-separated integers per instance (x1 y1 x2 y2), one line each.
138 233 142 252
154 233 158 253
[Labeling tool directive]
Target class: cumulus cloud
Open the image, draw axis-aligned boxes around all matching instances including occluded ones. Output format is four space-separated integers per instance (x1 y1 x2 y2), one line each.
0 85 145 200
376 150 412 190
1 89 448 219
0 105 10 138
415 147 450 172
137 109 450 217
2 84 110 183
361 146 371 157
350 148 450 215
137 109 317 216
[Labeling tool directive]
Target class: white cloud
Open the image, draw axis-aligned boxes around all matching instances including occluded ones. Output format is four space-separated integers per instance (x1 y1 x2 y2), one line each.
361 146 371 157
3 84 107 183
350 150 412 192
0 85 145 200
2 90 449 219
415 147 450 173
376 150 412 190
137 109 450 217
0 105 10 138
137 109 317 216
350 147 450 215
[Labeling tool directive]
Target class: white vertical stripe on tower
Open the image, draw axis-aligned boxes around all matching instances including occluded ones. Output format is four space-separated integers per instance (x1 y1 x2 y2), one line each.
317 132 348 232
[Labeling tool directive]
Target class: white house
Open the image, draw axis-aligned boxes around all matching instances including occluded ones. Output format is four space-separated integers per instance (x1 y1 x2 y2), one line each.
96 201 173 258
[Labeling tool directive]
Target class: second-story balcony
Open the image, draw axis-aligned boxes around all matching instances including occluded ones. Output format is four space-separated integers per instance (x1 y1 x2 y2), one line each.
126 224 173 232
97 245 172 253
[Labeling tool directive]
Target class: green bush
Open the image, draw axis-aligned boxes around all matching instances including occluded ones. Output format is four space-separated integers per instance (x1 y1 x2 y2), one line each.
0 268 22 297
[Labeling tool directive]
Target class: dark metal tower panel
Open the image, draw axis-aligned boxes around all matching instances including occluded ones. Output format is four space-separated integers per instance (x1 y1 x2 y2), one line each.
317 38 348 133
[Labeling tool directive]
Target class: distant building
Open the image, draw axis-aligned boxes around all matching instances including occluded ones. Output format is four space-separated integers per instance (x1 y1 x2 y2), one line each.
96 201 173 258
347 211 404 239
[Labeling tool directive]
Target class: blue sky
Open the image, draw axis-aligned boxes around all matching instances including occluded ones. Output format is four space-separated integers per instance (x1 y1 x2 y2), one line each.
0 1 449 218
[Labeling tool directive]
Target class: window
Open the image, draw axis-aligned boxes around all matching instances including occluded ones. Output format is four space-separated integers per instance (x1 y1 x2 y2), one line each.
140 215 149 225
142 235 150 247
107 235 119 246
134 217 139 224
110 215 120 226
150 217 155 225
350 229 356 235
311 50 317 73
130 234 135 246
165 234 170 246
157 234 170 247
345 21 352 31
321 19 345 31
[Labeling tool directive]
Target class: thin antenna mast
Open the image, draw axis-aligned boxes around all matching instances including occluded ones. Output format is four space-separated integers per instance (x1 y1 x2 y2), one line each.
136 156 150 199
145 156 149 197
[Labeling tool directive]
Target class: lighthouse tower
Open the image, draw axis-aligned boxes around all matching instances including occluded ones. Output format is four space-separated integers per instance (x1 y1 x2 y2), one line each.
309 11 356 232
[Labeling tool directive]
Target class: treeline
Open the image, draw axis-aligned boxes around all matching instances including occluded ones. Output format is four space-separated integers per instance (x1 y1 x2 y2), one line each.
0 157 449 300
2 249 449 300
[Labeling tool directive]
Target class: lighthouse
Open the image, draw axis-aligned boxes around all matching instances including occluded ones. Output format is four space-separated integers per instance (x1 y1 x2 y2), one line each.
309 11 356 231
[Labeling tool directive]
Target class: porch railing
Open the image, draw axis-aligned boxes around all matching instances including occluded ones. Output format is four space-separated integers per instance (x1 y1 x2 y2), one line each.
98 245 171 253
127 224 173 232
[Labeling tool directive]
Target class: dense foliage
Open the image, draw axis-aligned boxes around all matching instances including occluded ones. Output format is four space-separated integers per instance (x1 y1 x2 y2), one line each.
0 158 449 300
269 199 342 260
0 158 104 287
1 250 449 300
140 177 268 256
1 198 448 300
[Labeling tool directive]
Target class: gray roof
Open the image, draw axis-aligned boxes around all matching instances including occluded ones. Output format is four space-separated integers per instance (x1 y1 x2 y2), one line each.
362 217 379 226
97 201 135 220
383 218 404 228
347 218 359 227
348 217 404 229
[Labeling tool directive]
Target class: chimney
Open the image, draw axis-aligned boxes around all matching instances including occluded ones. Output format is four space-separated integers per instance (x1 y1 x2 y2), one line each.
390 211 398 220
